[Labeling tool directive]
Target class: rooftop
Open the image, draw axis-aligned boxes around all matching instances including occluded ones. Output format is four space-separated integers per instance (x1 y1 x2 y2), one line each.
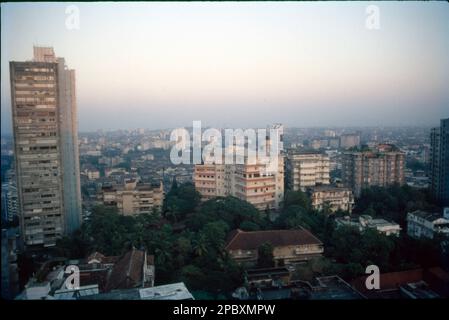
225 228 323 251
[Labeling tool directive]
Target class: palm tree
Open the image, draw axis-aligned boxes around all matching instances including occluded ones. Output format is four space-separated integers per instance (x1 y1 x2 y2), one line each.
192 234 209 257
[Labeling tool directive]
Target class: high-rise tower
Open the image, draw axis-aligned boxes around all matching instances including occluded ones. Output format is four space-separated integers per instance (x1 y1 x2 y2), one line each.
10 47 82 247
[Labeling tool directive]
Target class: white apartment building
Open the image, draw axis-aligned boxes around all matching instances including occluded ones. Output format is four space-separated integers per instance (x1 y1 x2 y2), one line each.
407 208 449 239
285 151 330 191
194 156 284 211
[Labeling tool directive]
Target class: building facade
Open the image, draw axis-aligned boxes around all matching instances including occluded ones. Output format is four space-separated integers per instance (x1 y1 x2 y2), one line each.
225 229 324 266
101 179 164 215
10 47 82 247
336 215 401 236
309 185 354 213
194 156 284 210
342 144 405 197
430 118 449 206
407 209 449 239
285 151 330 192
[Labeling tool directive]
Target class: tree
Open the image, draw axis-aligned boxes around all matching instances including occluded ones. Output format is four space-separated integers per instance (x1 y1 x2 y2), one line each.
283 190 310 211
257 242 275 268
163 182 201 222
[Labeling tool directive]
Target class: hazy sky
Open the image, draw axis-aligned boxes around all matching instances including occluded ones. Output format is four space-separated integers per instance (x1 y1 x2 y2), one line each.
1 1 449 133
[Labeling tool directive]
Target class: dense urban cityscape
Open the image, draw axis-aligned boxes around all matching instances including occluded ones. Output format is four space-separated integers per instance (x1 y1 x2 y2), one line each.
1 1 449 307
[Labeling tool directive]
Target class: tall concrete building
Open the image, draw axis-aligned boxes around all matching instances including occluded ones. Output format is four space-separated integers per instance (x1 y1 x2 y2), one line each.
430 118 449 206
285 151 330 192
342 144 405 197
10 47 82 247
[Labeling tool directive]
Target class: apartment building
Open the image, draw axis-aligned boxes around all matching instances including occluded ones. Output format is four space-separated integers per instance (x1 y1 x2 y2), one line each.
10 47 82 247
101 179 164 215
285 151 330 191
341 144 405 197
309 185 354 213
194 156 284 210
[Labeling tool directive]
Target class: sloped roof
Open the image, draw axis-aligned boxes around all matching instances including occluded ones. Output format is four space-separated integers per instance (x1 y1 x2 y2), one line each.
105 248 145 292
225 228 322 251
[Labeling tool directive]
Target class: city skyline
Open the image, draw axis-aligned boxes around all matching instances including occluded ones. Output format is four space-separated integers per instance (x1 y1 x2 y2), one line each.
1 1 449 134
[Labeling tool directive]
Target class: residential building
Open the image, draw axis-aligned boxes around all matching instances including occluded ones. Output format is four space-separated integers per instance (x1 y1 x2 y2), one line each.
84 166 100 180
10 47 82 247
16 248 155 300
101 179 164 215
407 208 449 239
194 155 284 210
285 151 330 192
336 215 401 236
309 185 354 213
341 144 405 197
225 228 324 266
430 118 449 205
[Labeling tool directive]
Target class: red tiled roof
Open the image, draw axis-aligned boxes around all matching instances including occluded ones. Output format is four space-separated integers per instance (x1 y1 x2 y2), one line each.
225 228 323 251
105 248 146 292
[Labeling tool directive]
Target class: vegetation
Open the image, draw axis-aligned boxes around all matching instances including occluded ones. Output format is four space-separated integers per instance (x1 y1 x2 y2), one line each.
57 183 446 294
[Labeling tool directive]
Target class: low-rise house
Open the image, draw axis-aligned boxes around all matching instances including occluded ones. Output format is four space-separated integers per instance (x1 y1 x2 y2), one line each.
407 208 449 239
309 185 354 213
225 229 324 266
336 215 401 236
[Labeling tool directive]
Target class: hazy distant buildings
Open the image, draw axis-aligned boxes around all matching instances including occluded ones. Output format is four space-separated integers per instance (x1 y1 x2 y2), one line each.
430 118 449 206
285 151 330 192
101 179 164 215
10 47 82 247
341 144 405 197
1 170 18 223
339 133 361 149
